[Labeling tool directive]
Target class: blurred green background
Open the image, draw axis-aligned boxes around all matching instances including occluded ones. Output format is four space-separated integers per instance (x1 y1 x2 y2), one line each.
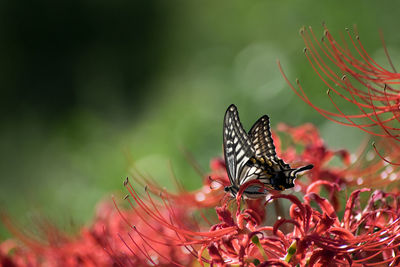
1 1 400 237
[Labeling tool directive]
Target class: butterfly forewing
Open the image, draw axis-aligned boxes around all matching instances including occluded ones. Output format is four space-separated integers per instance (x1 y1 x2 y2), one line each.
223 105 255 187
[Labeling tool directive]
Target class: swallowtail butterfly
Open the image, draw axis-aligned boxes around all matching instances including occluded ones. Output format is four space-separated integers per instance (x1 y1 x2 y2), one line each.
223 104 313 198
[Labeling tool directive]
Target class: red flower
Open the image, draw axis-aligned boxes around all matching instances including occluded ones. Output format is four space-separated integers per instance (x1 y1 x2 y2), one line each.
276 123 350 187
115 177 400 266
278 24 400 165
2 120 400 266
280 24 400 139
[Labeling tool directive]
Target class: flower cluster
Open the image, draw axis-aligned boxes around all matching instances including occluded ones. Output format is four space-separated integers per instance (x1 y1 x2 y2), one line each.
3 122 400 266
279 24 400 164
0 194 200 266
280 24 400 138
114 141 400 266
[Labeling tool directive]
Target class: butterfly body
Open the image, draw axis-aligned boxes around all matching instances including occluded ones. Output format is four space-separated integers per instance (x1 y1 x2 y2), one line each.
223 104 313 199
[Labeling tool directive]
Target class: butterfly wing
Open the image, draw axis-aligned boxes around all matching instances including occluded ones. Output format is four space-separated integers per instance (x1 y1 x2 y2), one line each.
248 115 294 189
223 104 255 187
248 115 313 190
248 115 289 169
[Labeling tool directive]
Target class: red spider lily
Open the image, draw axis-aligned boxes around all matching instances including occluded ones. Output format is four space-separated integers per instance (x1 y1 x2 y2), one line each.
125 154 227 209
0 201 139 266
272 123 400 211
279 24 400 139
276 123 350 187
117 178 285 266
2 121 400 266
276 186 400 266
1 192 203 267
108 128 398 266
278 24 400 165
113 177 400 266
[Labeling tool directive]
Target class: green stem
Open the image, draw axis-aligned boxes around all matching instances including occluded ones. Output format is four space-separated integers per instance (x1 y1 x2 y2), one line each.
284 240 297 263
251 235 268 261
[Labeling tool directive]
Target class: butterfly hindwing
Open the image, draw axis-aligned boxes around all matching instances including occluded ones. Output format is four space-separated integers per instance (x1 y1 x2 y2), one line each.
223 104 255 187
248 115 276 158
248 115 290 171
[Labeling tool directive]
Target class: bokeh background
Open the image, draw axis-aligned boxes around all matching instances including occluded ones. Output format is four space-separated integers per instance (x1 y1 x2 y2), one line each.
1 1 399 237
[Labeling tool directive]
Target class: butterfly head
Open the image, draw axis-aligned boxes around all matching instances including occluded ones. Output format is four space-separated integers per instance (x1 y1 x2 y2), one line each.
224 185 239 198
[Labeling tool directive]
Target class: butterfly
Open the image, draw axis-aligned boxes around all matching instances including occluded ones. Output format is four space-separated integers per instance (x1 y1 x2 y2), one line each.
223 104 313 199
